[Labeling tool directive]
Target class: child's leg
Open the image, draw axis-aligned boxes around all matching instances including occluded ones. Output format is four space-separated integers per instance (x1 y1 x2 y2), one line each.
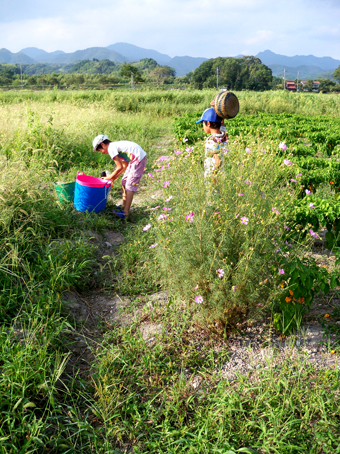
121 184 127 208
121 156 147 216
123 190 134 216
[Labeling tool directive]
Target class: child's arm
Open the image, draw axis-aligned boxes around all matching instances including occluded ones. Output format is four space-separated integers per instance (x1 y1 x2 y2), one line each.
213 153 221 168
102 157 128 182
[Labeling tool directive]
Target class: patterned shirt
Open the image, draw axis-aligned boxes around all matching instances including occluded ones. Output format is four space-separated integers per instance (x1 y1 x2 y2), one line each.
204 130 228 177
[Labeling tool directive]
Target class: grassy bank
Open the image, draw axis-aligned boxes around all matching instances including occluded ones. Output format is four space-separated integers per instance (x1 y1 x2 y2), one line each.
1 88 340 117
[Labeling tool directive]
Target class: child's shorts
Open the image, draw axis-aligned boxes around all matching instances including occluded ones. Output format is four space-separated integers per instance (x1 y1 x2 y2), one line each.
121 156 147 192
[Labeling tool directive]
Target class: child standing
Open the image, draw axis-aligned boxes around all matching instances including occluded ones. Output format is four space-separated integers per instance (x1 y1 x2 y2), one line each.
93 134 147 219
196 108 228 178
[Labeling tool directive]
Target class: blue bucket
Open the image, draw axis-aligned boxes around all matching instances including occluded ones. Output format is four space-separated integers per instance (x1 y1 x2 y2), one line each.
74 171 111 213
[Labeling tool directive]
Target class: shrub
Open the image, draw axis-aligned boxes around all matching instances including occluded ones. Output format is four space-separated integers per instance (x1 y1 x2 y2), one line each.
146 138 303 330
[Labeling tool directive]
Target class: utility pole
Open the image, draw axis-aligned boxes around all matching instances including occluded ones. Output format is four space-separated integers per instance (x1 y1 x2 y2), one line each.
283 69 286 90
20 65 23 89
297 71 299 92
216 67 219 90
131 72 134 89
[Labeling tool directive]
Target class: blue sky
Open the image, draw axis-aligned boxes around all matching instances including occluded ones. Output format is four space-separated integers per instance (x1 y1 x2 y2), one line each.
1 0 339 59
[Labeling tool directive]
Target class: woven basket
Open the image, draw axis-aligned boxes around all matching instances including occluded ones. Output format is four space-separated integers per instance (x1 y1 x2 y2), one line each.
213 91 239 119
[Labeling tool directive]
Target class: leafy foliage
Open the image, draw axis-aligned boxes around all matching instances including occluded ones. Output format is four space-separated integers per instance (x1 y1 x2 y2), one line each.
191 56 273 90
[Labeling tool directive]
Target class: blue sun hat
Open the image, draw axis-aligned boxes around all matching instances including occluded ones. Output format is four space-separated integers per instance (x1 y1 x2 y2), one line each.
196 108 223 124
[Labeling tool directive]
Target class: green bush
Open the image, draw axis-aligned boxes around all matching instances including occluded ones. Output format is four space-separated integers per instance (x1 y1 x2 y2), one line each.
146 138 303 329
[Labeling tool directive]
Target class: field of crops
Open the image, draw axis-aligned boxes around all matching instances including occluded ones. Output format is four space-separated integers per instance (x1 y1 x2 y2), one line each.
1 89 340 453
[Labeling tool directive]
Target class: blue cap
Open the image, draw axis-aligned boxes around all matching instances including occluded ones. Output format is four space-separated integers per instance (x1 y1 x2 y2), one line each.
196 108 223 124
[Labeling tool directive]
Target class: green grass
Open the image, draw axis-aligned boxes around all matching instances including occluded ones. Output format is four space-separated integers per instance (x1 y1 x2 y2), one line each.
0 89 340 453
95 302 340 454
1 88 340 117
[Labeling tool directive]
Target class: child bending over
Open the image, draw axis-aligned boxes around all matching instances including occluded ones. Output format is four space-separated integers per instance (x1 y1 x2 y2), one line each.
93 134 147 219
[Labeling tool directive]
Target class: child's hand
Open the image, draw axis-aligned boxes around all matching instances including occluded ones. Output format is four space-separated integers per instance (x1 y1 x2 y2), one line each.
102 176 114 185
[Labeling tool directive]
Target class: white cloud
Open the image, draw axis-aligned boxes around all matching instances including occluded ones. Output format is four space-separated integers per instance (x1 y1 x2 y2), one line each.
245 30 274 46
0 0 339 59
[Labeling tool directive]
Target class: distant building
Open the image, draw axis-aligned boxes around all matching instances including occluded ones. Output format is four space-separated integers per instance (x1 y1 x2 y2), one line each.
312 81 320 92
299 80 320 92
285 80 296 91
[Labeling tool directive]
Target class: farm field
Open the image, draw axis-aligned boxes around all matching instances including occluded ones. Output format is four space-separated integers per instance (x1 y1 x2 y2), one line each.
0 89 340 453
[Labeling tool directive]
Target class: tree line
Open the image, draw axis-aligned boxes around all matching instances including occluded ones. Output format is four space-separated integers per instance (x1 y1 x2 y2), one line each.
1 57 340 92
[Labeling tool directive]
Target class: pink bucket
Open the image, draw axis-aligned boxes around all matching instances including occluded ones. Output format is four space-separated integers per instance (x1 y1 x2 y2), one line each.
76 171 110 188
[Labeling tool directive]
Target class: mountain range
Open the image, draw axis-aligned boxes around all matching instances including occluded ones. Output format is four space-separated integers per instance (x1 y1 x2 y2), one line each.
0 44 339 79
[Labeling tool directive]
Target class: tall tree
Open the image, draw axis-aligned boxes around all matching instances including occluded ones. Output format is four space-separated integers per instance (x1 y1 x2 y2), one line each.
120 63 144 83
191 56 272 91
334 65 340 84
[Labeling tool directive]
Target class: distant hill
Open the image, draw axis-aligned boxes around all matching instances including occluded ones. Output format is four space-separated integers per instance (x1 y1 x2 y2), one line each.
2 45 337 78
107 42 171 65
48 47 126 64
256 50 340 71
20 47 65 63
168 56 208 77
20 47 126 64
269 64 332 80
0 48 36 64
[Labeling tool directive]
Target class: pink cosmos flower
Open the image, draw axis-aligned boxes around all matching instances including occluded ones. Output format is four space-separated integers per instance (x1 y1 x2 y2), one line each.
216 268 224 278
279 142 287 151
165 196 173 202
237 193 244 196
143 224 151 231
278 268 285 274
232 286 237 292
285 240 292 247
195 295 203 304
296 173 302 177
305 189 311 195
163 181 170 188
272 207 280 214
309 229 320 239
158 214 169 221
148 173 155 178
290 179 297 183
185 146 194 153
212 212 220 215
149 243 158 249
284 224 290 231
151 206 160 210
283 159 293 166
183 138 188 143
163 207 172 211
246 147 251 153
186 212 194 223
241 216 249 225
309 203 316 209
194 285 198 291
245 179 251 185
174 150 182 155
